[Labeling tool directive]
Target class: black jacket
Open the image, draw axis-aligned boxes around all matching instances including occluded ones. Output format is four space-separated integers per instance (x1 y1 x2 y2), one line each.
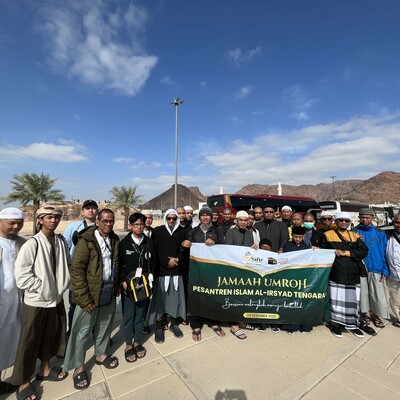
119 233 155 282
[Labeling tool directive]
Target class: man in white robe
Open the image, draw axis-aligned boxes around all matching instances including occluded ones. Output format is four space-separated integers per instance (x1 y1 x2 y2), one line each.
0 207 25 395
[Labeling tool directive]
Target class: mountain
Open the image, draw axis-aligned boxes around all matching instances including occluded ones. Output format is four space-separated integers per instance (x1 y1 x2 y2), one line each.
235 171 400 204
140 184 206 210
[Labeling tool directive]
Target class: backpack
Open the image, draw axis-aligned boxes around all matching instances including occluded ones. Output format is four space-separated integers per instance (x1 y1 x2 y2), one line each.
72 221 91 246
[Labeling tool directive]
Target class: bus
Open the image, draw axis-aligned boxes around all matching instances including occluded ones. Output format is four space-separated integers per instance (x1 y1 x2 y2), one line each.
319 200 387 228
207 194 320 221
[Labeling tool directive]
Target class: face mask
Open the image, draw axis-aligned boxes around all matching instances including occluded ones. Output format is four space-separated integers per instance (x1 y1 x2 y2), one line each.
303 222 314 229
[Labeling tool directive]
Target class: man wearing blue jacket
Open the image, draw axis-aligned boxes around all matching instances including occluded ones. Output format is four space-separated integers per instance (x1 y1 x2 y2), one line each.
355 208 390 335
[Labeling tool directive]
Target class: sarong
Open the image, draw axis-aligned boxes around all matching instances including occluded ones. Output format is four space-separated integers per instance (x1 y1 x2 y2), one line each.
330 281 360 329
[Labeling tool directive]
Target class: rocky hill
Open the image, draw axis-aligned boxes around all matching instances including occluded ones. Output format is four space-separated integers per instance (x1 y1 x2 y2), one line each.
140 184 206 210
235 171 400 204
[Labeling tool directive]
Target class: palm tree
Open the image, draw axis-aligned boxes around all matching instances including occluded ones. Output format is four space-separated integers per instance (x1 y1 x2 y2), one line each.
109 185 143 231
2 172 65 234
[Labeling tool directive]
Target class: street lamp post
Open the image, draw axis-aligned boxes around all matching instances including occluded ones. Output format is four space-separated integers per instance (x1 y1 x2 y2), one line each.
170 98 184 209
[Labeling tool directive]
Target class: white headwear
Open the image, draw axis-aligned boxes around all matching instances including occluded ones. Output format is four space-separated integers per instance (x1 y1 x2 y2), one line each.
334 212 352 220
163 209 180 235
281 206 292 211
320 210 334 218
141 209 152 216
236 210 249 219
183 205 193 211
0 207 24 220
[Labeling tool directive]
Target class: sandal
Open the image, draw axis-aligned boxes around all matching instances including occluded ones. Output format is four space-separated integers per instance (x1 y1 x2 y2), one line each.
239 323 255 331
73 370 90 390
95 355 119 369
371 315 385 328
124 348 137 363
230 328 247 340
36 366 68 381
134 344 146 359
192 329 201 341
16 384 37 400
211 325 225 337
393 321 400 328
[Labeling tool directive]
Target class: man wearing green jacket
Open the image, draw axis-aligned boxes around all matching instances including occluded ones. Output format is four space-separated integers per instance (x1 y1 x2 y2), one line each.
63 209 120 391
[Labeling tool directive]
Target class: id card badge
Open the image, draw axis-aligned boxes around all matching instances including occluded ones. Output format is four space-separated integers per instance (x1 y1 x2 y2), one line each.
135 267 142 278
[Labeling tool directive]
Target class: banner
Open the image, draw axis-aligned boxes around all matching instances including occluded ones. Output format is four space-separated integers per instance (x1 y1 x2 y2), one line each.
188 244 336 325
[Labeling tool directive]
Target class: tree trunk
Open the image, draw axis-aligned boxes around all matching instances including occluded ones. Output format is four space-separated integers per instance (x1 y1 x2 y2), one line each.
123 207 129 231
32 201 40 235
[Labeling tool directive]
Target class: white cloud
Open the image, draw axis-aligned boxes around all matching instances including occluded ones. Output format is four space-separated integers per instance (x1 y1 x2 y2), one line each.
227 46 261 66
113 157 135 163
190 113 400 192
37 1 158 96
283 85 317 121
344 66 351 80
200 81 207 87
0 141 88 162
160 75 175 86
236 85 253 99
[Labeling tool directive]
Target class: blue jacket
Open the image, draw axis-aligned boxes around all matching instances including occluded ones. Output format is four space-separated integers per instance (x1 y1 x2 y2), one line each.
354 224 389 276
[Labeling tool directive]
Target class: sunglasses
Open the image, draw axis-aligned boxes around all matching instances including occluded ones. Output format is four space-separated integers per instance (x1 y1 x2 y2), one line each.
167 217 177 221
321 217 333 221
336 219 351 223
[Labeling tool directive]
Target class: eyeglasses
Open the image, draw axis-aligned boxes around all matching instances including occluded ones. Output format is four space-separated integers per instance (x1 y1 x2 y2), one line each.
167 217 177 221
336 219 351 223
131 223 144 227
99 220 114 224
321 217 332 221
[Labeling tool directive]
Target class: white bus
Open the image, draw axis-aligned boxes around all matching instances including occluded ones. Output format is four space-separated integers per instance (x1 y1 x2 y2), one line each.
318 200 386 228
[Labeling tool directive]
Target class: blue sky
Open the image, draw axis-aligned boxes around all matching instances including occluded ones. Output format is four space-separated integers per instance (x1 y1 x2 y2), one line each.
1 0 400 205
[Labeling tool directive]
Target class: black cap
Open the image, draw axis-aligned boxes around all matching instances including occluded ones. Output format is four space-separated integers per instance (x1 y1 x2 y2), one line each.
292 226 305 235
82 199 98 209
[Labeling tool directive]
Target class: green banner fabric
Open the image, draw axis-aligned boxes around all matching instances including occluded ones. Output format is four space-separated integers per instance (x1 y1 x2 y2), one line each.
188 244 336 324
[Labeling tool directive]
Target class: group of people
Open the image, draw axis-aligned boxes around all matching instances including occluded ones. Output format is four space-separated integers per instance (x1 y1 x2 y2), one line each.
1 200 400 400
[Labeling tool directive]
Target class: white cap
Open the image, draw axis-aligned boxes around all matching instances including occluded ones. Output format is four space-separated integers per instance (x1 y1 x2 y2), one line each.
281 206 292 211
0 207 24 220
236 210 249 219
183 205 193 211
335 212 352 220
320 211 334 218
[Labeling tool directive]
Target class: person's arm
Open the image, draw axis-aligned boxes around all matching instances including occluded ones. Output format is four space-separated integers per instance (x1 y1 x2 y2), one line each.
71 239 93 308
15 238 42 293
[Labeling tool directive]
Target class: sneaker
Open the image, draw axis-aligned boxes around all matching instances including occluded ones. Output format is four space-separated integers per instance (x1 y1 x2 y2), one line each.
360 323 377 336
330 325 343 338
170 325 184 338
155 328 165 343
271 326 280 334
346 328 364 338
257 326 266 332
287 330 294 335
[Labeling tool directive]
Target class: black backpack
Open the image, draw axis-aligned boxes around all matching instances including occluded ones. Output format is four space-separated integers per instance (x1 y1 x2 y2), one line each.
72 221 92 246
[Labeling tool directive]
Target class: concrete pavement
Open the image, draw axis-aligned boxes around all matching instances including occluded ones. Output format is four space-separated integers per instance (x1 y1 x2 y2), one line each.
2 302 400 400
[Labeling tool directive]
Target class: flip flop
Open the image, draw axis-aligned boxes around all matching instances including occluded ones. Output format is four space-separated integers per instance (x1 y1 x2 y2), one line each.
393 321 400 328
124 348 137 363
211 326 225 337
95 355 119 369
16 384 37 400
36 366 68 382
73 370 90 390
230 329 247 340
134 344 147 359
192 329 202 341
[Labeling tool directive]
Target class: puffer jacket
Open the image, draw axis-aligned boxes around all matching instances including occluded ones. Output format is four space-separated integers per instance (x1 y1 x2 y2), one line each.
71 226 119 308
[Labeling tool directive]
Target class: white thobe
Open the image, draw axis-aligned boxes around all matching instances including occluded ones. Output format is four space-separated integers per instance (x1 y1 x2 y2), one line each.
0 237 21 370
